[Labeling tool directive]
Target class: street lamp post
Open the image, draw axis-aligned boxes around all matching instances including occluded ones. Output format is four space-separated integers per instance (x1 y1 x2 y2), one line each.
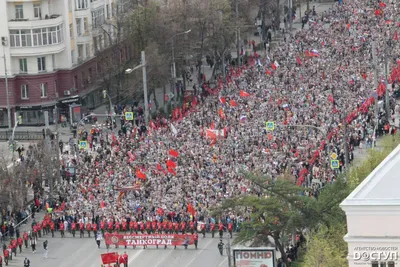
102 90 115 115
125 51 150 125
171 29 191 109
2 50 11 129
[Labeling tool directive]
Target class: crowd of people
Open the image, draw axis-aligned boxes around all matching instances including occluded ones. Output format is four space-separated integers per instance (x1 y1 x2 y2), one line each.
31 0 400 256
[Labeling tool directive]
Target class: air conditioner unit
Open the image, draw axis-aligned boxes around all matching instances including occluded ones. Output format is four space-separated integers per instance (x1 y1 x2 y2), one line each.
64 90 71 96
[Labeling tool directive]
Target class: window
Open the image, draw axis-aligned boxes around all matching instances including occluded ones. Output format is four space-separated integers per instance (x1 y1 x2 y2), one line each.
21 84 29 99
10 25 64 47
93 37 98 52
77 44 83 60
75 0 88 10
34 3 42 18
15 5 24 19
91 7 105 28
84 18 88 33
85 44 90 58
19 58 27 73
40 83 48 98
37 57 46 72
69 24 74 38
76 19 82 36
71 50 75 64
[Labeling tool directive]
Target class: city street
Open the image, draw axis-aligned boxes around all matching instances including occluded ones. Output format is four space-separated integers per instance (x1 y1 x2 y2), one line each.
8 225 232 267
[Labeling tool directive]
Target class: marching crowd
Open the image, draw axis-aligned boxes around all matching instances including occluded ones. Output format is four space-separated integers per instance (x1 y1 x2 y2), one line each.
5 1 400 264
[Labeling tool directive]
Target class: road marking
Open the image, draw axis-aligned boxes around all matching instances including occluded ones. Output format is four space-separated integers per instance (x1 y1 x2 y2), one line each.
218 257 228 266
183 239 214 267
154 249 175 267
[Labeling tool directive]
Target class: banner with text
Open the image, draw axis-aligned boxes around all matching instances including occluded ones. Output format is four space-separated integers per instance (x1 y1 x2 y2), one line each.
104 233 195 246
233 249 276 267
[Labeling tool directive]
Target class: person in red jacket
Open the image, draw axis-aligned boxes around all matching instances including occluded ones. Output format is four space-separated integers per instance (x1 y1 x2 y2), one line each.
17 237 23 253
168 221 173 234
42 220 47 235
37 223 42 238
218 222 224 238
228 222 233 238
157 221 162 234
50 222 55 238
180 221 186 234
23 232 29 249
11 239 17 256
145 221 151 234
79 222 84 238
115 221 120 233
123 252 128 267
210 222 215 238
129 221 134 234
71 222 76 237
100 221 106 234
59 222 65 238
122 221 127 232
193 233 199 249
139 222 145 234
173 222 179 234
107 221 113 233
32 225 38 240
3 247 9 266
93 223 98 237
133 221 138 234
151 221 157 234
118 253 126 267
189 221 195 234
86 222 92 238
201 223 206 238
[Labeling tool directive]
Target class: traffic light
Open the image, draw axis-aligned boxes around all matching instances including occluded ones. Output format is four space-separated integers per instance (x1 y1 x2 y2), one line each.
17 115 22 124
103 90 107 99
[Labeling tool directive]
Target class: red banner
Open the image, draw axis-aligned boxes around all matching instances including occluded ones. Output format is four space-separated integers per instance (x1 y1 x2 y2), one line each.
104 233 195 246
101 252 119 264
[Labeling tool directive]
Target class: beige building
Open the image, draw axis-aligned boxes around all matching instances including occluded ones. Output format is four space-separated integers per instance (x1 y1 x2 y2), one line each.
341 145 400 267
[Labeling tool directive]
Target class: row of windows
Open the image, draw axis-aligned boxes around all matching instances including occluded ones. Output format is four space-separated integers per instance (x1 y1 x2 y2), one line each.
20 83 48 100
15 4 42 20
10 25 64 48
19 57 46 73
92 7 105 29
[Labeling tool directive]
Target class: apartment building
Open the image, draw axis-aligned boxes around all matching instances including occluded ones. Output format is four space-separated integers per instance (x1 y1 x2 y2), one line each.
0 0 132 127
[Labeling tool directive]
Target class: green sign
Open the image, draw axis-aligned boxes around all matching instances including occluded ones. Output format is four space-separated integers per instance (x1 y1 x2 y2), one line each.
125 112 134 121
330 160 340 169
265 121 275 131
79 140 87 149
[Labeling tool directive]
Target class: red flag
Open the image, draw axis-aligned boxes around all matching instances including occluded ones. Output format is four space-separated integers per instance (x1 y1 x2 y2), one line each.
157 163 164 171
219 108 226 119
347 23 351 30
229 100 238 107
169 149 179 157
362 72 367 80
149 121 156 129
265 69 272 75
157 208 164 216
206 129 217 140
136 169 146 180
296 56 302 66
394 31 399 41
166 160 177 168
187 204 195 216
271 63 277 70
219 97 226 104
210 122 215 129
167 166 176 176
239 90 250 97
379 2 387 7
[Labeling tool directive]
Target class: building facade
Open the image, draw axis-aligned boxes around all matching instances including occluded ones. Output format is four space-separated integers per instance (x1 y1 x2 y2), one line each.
0 0 132 127
340 145 400 267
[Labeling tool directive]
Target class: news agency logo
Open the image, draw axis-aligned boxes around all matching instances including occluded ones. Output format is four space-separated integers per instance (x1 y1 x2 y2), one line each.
354 251 398 262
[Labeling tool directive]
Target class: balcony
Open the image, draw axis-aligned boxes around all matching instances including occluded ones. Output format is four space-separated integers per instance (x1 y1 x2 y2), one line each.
8 15 63 30
10 42 66 57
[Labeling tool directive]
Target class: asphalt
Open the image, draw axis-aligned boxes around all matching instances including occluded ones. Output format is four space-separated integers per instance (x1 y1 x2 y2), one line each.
6 213 233 267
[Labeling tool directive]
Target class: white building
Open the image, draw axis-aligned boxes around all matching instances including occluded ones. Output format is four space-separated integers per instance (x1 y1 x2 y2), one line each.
340 145 400 267
0 0 131 127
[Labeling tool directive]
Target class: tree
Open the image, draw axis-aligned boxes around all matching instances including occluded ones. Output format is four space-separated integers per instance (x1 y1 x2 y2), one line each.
218 172 317 266
301 224 348 267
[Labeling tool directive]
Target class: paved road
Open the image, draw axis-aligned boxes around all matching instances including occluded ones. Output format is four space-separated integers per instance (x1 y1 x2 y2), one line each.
7 219 230 267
